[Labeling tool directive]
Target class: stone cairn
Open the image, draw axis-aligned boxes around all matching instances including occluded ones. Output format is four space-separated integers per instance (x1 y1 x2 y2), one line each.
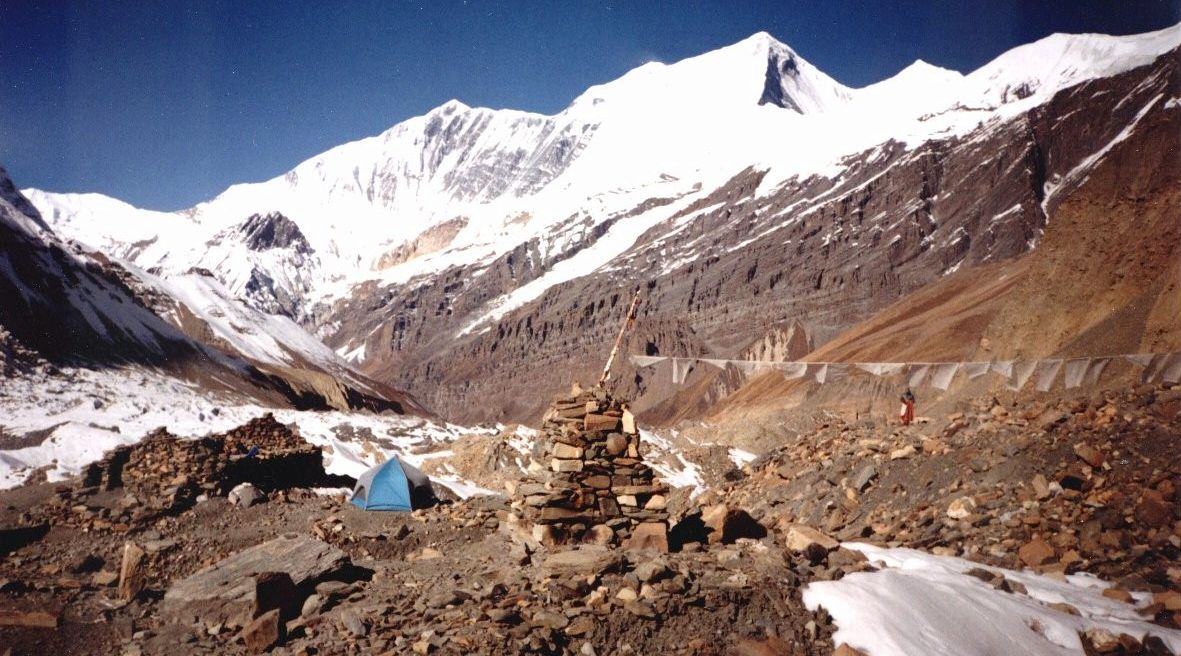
516 386 669 552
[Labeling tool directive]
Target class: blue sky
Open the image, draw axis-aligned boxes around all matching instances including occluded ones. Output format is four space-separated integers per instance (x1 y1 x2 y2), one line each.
1 0 1177 211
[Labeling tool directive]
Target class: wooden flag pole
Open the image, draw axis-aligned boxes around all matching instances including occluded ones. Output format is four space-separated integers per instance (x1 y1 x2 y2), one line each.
598 289 642 387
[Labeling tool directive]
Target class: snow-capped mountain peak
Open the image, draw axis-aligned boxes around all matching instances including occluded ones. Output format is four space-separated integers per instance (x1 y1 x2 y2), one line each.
568 31 851 117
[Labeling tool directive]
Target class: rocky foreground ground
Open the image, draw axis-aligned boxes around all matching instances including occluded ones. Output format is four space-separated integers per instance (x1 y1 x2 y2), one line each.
0 385 1179 655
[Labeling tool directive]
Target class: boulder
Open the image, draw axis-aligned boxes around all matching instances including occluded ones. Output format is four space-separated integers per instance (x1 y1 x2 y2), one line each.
1136 489 1172 528
1018 538 1056 567
229 483 264 508
241 608 284 653
783 524 839 552
542 548 623 576
584 414 621 432
163 534 348 623
118 541 147 602
702 505 767 544
0 604 61 629
253 572 298 622
624 522 669 553
946 496 977 519
1073 443 1105 468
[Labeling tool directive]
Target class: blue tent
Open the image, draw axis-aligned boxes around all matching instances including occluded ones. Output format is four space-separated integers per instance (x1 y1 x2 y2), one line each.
350 456 436 511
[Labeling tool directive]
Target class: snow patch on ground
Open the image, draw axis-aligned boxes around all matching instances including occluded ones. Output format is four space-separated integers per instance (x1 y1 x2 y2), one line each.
803 543 1181 655
0 366 494 498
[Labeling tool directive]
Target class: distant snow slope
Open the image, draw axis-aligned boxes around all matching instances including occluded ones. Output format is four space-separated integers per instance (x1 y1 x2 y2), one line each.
0 365 486 495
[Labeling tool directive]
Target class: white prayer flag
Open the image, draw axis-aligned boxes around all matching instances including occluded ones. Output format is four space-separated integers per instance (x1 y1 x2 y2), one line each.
700 358 729 370
990 361 1014 378
1163 352 1181 384
1123 353 1154 368
671 359 692 385
962 362 990 379
1035 359 1063 392
735 361 765 376
777 362 807 379
930 363 959 390
1144 354 1170 383
857 363 902 376
807 363 829 384
1008 361 1037 390
907 364 930 388
630 355 666 368
1062 359 1088 389
1083 358 1110 385
826 364 849 383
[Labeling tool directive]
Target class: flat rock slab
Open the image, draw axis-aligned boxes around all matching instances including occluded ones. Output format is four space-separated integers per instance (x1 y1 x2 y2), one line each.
163 534 348 622
542 547 624 575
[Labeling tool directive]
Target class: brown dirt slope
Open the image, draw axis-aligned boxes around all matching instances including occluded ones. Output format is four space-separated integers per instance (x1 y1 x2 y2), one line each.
698 77 1181 426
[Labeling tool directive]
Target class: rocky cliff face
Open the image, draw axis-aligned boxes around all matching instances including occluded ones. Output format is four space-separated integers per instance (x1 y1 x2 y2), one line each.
0 170 421 414
321 48 1179 423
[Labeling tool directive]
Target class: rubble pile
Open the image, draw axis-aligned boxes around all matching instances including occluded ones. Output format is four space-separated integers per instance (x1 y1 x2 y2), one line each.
514 387 670 550
56 414 322 528
713 384 1181 632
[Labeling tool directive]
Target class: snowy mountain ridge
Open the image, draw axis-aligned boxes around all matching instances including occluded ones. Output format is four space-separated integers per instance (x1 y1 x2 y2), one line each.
24 26 1181 340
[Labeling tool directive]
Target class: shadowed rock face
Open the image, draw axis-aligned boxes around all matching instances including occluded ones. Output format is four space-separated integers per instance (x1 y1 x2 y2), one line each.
315 49 1178 425
238 212 313 254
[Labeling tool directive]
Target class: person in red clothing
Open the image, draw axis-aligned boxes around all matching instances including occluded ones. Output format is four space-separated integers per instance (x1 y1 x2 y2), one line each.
899 388 916 425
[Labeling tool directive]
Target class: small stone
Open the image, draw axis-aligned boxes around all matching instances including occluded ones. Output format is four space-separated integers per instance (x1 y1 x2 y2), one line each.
889 445 916 460
552 444 584 460
586 525 614 546
300 593 326 618
542 548 622 575
702 505 766 544
0 606 61 629
531 610 569 630
621 409 637 435
1101 588 1133 604
93 570 119 586
339 609 367 637
623 600 656 618
1031 475 1051 500
1083 627 1121 653
1073 443 1105 468
584 414 622 432
1155 590 1181 611
229 483 263 508
851 465 877 492
551 459 584 473
1136 490 1172 528
946 496 977 519
117 541 147 602
633 559 669 583
605 434 628 455
241 608 283 653
624 522 669 553
833 644 867 656
643 495 667 511
783 524 838 552
1018 538 1055 567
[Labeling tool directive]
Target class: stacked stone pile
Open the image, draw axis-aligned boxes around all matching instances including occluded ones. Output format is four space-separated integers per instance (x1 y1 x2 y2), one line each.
516 386 670 550
61 414 322 528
